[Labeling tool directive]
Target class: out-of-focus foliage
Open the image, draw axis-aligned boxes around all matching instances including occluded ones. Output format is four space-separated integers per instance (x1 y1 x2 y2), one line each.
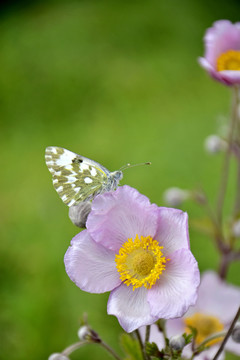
1 1 240 359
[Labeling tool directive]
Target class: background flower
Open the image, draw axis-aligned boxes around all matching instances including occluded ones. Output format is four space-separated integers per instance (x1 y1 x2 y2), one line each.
64 185 200 332
199 20 240 85
145 271 240 360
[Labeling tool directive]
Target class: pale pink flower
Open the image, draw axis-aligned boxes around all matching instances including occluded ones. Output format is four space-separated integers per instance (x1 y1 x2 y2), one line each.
64 185 200 332
144 271 240 359
199 20 240 85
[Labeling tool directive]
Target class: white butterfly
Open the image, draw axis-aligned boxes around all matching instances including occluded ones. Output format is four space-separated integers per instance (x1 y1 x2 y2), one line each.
45 146 123 207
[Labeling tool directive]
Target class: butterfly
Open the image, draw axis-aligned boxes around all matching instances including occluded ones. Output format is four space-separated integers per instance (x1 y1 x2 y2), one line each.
45 146 123 207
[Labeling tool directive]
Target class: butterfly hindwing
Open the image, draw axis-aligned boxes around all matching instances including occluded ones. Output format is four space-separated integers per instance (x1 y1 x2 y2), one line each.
45 146 109 206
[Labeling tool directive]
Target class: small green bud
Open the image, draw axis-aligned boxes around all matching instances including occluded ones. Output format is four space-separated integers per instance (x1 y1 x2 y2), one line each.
169 335 186 351
232 322 240 343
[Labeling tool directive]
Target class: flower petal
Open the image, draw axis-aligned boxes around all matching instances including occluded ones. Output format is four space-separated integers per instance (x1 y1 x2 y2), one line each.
219 70 240 84
107 284 158 332
64 230 121 293
182 344 225 360
225 336 240 356
196 271 240 324
154 208 189 256
198 57 232 85
203 20 240 66
87 185 159 252
147 249 200 319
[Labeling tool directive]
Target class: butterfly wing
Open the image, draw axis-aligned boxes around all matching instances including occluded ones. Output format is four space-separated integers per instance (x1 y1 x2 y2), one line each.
45 146 109 206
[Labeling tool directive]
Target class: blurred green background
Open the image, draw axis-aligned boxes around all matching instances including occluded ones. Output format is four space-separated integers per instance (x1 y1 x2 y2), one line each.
1 0 240 359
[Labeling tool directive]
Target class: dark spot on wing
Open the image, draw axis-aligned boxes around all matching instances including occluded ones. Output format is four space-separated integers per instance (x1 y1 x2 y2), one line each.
72 157 83 164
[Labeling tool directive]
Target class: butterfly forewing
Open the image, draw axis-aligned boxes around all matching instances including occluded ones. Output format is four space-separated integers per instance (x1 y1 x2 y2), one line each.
45 147 109 206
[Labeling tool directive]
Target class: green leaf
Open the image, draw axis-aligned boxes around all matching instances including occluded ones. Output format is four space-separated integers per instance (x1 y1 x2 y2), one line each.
182 332 193 345
120 333 143 360
145 342 159 357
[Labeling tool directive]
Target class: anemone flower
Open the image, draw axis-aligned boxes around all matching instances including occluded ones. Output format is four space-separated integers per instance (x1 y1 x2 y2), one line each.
64 185 200 332
199 20 240 86
144 271 240 359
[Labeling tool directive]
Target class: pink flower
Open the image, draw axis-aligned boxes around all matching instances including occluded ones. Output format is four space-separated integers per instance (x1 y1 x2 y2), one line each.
64 185 200 332
144 271 240 359
199 20 240 86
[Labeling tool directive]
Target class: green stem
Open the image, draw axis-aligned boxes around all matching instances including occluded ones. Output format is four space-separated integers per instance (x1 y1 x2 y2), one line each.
216 86 239 226
195 331 227 351
233 86 240 217
100 341 122 360
135 329 145 360
62 339 121 360
144 325 151 360
234 159 240 217
62 340 90 356
145 325 151 344
213 306 240 360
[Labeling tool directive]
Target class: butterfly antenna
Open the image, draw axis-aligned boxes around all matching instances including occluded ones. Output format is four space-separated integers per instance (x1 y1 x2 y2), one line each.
120 162 151 171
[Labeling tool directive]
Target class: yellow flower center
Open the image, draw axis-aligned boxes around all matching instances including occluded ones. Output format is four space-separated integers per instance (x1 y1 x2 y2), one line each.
217 50 240 71
115 234 168 291
184 313 224 346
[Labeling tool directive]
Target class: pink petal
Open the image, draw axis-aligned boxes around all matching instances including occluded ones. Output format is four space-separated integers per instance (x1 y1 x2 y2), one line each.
154 208 189 256
203 20 240 66
107 284 158 332
182 344 225 360
147 249 200 319
196 271 240 324
219 70 240 84
64 230 121 293
225 336 240 355
87 185 159 252
198 57 232 85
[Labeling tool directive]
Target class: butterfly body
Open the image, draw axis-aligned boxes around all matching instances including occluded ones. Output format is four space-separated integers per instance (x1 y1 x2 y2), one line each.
45 146 123 207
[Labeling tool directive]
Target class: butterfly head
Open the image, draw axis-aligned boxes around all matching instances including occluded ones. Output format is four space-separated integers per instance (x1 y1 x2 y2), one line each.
110 170 123 188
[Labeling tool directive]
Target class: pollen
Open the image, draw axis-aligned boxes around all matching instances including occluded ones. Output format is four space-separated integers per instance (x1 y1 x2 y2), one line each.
115 234 168 291
184 313 224 346
217 50 240 71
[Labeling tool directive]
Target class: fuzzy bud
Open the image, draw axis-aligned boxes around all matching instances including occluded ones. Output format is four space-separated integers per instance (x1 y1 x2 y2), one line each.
77 325 100 342
232 220 240 238
204 135 227 154
163 187 189 207
169 335 186 351
48 354 69 360
232 322 240 343
69 201 92 228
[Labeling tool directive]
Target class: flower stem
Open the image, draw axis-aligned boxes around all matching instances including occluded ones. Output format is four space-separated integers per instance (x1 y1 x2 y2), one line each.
135 329 145 360
144 325 151 360
62 340 90 356
100 340 122 360
233 86 240 217
216 86 239 226
213 306 240 360
195 331 227 351
62 338 121 360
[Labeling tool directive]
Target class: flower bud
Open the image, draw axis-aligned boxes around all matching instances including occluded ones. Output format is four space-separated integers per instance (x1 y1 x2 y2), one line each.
77 325 100 342
204 135 227 154
232 322 240 343
169 335 186 351
163 188 189 207
48 354 69 360
69 201 92 228
232 220 240 238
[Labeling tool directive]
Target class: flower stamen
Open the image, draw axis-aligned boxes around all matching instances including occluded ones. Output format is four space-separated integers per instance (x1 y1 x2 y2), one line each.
115 234 168 291
217 50 240 71
184 313 224 346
